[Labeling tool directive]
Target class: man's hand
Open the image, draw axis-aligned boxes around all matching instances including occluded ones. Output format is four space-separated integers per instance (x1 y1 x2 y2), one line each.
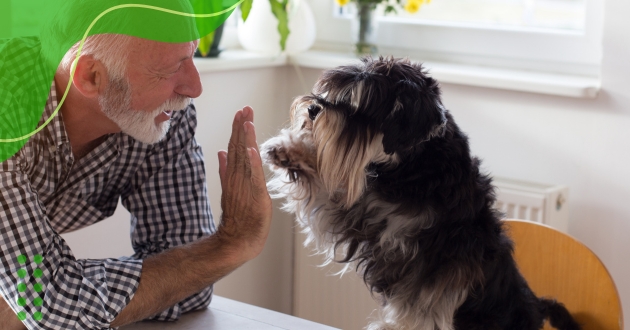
110 106 273 328
0 295 27 330
217 106 273 263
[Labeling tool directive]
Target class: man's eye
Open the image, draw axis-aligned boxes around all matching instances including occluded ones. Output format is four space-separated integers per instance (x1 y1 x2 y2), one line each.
165 65 182 75
308 104 321 120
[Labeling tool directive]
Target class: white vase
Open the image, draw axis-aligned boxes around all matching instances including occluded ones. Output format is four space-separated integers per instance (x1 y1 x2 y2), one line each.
237 0 316 54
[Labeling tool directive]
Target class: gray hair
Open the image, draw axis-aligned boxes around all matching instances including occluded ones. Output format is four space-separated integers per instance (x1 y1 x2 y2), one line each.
59 33 132 80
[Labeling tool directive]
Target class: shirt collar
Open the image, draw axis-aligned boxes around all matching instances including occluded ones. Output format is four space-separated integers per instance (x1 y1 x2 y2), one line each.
40 79 70 149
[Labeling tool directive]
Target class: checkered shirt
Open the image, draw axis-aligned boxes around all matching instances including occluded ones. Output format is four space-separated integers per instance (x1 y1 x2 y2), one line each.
0 81 216 329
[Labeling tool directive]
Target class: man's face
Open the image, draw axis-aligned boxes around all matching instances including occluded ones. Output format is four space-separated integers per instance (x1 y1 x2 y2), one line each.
98 39 202 144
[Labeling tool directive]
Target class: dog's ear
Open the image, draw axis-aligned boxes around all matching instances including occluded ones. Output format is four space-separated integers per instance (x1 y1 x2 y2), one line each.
381 79 447 154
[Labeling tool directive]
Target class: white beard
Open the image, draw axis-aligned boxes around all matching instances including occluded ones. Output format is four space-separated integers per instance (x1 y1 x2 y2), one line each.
98 77 190 144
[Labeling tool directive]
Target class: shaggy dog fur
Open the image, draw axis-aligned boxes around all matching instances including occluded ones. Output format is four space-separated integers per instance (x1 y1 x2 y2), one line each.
260 56 581 330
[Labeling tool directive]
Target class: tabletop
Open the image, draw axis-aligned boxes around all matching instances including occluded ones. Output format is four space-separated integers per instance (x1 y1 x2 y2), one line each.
120 296 340 330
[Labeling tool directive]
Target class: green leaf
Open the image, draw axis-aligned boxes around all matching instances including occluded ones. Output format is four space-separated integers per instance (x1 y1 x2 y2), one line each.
357 0 381 5
384 5 398 15
190 0 233 40
190 0 232 56
240 0 253 22
269 0 290 51
198 31 215 57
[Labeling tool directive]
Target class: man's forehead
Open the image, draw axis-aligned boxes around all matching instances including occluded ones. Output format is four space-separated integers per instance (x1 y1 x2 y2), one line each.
129 38 198 67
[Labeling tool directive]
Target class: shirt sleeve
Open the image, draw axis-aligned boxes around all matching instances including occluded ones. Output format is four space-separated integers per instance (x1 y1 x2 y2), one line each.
121 102 216 321
0 158 143 330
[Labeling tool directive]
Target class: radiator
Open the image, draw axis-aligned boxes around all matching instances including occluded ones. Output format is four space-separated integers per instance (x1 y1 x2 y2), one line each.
293 177 570 330
493 176 569 233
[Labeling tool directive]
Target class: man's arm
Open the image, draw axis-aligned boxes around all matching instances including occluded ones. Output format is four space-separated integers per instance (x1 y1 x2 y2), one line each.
110 106 272 327
117 102 216 321
0 295 27 330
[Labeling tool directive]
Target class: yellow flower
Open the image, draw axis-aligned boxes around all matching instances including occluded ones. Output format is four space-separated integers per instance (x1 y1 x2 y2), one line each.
404 0 423 14
336 0 350 6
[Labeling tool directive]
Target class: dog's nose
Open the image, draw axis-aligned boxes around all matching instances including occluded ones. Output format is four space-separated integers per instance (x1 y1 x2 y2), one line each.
281 160 290 167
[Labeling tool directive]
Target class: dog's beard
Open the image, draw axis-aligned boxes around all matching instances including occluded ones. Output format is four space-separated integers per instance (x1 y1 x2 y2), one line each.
98 77 190 144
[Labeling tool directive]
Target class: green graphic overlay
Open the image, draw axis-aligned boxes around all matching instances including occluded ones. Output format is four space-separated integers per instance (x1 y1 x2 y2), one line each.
14 254 44 321
0 0 241 163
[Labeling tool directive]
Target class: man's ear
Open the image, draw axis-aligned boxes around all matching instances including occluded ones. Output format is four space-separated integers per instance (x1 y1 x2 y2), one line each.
71 55 107 98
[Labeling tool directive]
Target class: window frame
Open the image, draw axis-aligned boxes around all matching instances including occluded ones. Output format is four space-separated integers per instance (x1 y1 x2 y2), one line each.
308 0 604 77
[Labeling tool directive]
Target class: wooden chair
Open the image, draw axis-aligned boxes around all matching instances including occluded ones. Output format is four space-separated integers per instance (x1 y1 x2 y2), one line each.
504 219 624 330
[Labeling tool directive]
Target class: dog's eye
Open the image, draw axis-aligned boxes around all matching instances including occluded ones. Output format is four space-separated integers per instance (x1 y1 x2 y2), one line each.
308 104 321 121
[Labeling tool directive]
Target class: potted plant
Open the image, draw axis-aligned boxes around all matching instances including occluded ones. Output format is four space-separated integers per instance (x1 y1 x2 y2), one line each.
241 0 291 51
237 0 316 54
194 0 294 56
192 0 237 57
336 0 431 55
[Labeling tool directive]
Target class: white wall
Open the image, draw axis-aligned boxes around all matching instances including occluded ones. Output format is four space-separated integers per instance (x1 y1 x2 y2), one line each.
61 201 134 260
194 66 295 314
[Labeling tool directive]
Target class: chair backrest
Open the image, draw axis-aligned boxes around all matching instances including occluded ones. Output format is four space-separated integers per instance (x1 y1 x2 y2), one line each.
504 220 623 330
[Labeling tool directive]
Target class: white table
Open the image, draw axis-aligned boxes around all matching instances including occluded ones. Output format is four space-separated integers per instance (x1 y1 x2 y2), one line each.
121 296 340 330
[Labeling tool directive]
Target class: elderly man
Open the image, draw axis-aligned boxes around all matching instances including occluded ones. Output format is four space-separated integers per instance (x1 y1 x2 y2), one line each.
0 27 272 330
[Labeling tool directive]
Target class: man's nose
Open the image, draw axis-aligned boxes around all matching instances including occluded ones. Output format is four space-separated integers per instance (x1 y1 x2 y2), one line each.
175 59 203 99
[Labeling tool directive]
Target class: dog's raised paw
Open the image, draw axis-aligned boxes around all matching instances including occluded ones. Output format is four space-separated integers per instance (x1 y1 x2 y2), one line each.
266 146 299 170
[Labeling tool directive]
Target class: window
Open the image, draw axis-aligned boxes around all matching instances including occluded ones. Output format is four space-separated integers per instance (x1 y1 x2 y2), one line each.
375 0 587 32
310 0 603 77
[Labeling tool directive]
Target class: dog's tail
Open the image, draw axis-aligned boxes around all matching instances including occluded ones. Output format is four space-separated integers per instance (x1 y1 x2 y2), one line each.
539 298 582 330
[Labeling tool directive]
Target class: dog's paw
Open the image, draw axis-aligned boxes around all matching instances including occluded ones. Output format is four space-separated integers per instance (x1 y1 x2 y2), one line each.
260 133 303 171
265 146 301 170
260 130 318 181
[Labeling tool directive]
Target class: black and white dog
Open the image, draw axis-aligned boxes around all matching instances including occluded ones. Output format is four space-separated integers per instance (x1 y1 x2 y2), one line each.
261 56 581 330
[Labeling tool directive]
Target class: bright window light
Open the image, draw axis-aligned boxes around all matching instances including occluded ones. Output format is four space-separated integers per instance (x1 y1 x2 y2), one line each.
339 0 587 32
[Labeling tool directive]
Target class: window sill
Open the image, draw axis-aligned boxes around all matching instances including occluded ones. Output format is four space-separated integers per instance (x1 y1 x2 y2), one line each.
195 49 601 99
193 50 287 73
